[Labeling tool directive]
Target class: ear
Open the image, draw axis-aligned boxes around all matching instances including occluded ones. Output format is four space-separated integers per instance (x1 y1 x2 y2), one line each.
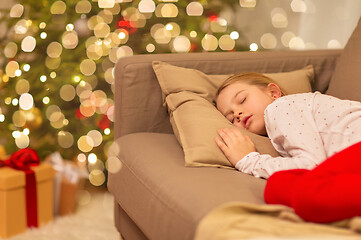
266 83 282 100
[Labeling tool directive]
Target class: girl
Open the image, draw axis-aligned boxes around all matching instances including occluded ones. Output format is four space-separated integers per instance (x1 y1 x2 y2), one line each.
215 72 361 223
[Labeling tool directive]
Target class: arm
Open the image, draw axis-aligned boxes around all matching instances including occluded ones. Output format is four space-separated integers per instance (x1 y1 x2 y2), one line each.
219 94 328 179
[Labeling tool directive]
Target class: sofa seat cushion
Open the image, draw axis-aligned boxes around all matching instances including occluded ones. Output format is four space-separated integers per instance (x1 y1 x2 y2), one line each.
108 132 266 240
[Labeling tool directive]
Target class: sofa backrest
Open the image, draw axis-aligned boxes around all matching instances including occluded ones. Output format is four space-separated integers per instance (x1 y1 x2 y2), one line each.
326 17 361 102
114 50 340 139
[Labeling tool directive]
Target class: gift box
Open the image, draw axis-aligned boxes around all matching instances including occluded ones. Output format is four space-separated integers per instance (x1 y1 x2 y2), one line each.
0 150 54 239
46 152 87 216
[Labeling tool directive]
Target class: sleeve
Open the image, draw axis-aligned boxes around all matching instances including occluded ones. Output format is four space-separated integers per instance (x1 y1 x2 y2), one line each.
234 94 327 179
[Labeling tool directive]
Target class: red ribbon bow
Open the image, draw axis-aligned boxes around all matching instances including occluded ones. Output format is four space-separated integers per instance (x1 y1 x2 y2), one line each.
0 148 40 227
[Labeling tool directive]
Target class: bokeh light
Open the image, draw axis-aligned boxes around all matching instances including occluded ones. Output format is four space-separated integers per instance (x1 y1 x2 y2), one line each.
281 31 296 47
186 2 203 16
5 61 19 77
10 4 24 18
291 0 307 12
4 42 18 58
230 31 239 40
78 135 93 152
219 35 235 50
15 132 29 148
89 169 105 186
271 8 288 28
98 0 115 8
19 93 34 110
173 36 191 52
106 156 122 173
16 79 30 95
201 34 218 51
139 0 155 13
250 42 258 51
80 59 96 76
58 131 74 148
76 0 92 13
289 36 305 50
260 33 277 49
60 84 76 101
328 39 342 49
240 0 257 8
62 31 79 49
50 1 67 14
47 42 63 58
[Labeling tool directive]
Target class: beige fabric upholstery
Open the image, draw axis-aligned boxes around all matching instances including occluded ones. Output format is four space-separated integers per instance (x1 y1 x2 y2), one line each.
326 17 361 102
113 50 340 140
110 133 266 240
108 49 341 240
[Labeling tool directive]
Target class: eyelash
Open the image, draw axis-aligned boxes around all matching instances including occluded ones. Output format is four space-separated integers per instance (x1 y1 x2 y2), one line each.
240 97 246 104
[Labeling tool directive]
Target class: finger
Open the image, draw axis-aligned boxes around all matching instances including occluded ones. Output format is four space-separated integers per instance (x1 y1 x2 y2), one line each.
215 137 230 154
233 128 244 138
217 129 233 145
222 128 239 141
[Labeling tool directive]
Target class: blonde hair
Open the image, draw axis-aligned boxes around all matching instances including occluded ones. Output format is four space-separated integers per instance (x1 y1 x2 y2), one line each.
216 72 286 98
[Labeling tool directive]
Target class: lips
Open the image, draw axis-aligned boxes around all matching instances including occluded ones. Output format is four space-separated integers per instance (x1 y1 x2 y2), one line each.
242 115 252 129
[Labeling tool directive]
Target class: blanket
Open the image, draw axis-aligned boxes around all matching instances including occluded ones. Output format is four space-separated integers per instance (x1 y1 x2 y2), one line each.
194 202 361 240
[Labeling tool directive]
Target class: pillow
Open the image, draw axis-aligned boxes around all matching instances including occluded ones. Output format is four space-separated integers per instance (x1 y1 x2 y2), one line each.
326 17 361 102
152 61 315 168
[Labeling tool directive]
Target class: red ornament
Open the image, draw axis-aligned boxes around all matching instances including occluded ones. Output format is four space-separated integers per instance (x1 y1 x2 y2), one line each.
75 108 86 119
208 15 218 22
190 43 199 52
97 115 111 130
117 18 137 34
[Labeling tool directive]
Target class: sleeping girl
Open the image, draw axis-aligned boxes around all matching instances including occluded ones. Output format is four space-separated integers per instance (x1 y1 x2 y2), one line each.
214 72 361 223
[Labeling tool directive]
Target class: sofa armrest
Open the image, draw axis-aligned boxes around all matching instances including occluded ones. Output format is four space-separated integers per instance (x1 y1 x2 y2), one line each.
114 50 341 138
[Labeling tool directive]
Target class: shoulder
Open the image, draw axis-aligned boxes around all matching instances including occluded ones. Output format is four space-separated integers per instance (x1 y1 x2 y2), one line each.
266 92 316 112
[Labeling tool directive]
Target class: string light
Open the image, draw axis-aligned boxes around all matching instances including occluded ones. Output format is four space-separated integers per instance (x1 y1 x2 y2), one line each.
230 31 239 40
43 97 50 104
23 128 30 135
40 32 47 39
23 64 30 71
104 128 111 135
39 22 46 29
40 75 47 82
250 42 259 51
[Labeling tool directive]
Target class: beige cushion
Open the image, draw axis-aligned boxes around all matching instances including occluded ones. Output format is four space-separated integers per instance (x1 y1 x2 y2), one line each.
152 61 314 168
326 17 361 102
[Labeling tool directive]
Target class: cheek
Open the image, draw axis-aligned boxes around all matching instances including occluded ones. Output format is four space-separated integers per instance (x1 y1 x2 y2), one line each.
233 121 244 128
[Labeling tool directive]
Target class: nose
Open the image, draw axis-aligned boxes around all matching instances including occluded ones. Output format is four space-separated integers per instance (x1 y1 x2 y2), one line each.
234 111 242 121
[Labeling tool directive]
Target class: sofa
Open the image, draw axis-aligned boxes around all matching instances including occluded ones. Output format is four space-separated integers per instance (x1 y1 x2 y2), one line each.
108 16 361 240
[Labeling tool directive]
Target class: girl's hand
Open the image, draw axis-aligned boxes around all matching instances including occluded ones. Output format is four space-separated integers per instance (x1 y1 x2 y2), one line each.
215 128 256 166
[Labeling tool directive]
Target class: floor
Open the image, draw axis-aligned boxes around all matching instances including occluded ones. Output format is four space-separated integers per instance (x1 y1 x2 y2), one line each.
3 182 120 240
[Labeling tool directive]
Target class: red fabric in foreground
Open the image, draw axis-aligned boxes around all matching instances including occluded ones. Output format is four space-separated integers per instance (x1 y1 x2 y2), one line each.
265 141 361 223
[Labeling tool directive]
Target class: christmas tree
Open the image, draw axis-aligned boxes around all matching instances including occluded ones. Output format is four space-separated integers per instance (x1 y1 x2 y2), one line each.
0 0 248 186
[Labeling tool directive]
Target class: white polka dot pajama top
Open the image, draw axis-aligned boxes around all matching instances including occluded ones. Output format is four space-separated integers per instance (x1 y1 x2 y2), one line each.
235 92 361 179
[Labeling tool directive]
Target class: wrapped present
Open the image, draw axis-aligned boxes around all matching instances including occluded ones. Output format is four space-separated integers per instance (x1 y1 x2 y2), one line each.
46 152 88 216
0 148 54 239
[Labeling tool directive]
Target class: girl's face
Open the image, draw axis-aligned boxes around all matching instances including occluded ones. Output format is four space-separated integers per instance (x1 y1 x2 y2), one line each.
216 82 281 136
